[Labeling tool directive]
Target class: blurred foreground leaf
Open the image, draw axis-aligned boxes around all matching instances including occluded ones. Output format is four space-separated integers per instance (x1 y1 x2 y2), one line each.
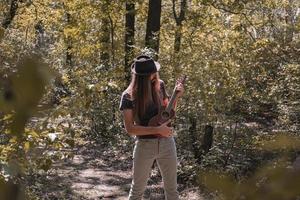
199 135 300 200
261 134 300 151
1 55 55 136
0 54 55 200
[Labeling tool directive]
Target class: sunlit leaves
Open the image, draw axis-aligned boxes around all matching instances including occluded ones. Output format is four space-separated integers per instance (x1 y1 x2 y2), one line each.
0 0 299 199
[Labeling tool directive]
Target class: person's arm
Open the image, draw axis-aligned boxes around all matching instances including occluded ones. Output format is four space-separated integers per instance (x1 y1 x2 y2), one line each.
122 109 171 136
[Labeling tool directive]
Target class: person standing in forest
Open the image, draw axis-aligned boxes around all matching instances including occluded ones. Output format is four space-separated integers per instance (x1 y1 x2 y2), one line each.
119 55 184 200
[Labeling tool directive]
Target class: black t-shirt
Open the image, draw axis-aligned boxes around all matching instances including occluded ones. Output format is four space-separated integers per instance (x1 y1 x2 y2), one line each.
119 80 170 126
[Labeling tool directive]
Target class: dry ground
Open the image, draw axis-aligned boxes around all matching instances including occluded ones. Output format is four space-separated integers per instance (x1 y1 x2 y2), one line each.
31 138 207 200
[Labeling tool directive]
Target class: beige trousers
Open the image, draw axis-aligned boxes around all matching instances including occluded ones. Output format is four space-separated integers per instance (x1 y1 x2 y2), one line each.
128 136 179 200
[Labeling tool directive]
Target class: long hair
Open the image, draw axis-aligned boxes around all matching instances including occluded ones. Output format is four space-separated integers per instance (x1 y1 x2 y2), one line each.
125 72 161 123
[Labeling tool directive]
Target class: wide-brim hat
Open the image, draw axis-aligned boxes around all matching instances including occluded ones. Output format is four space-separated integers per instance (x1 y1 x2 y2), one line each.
131 55 161 75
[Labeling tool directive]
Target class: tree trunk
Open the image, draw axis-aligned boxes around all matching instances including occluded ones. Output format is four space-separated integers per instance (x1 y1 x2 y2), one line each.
201 125 214 154
125 1 135 85
172 0 187 77
145 0 162 59
100 1 111 68
189 120 214 164
172 0 187 53
2 0 19 29
109 16 115 66
284 0 295 43
189 116 201 163
174 26 183 53
65 12 73 67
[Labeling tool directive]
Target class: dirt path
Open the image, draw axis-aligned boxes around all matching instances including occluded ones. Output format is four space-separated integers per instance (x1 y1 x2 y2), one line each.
34 139 205 200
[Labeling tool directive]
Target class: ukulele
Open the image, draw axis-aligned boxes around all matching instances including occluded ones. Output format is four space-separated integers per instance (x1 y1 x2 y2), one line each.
148 75 187 131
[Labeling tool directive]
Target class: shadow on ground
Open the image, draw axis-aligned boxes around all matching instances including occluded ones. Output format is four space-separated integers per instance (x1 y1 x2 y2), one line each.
29 139 204 200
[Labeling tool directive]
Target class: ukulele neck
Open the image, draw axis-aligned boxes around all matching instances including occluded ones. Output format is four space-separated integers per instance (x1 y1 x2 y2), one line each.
164 75 186 113
165 90 178 113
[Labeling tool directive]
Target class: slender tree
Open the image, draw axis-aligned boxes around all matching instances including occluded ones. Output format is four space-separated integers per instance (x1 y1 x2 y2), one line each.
145 0 162 59
65 12 73 67
284 0 296 43
201 125 214 154
172 0 187 53
172 0 187 76
125 1 135 85
100 0 111 68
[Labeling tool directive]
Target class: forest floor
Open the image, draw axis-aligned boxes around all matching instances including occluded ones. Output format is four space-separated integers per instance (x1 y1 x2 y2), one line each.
31 136 209 200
